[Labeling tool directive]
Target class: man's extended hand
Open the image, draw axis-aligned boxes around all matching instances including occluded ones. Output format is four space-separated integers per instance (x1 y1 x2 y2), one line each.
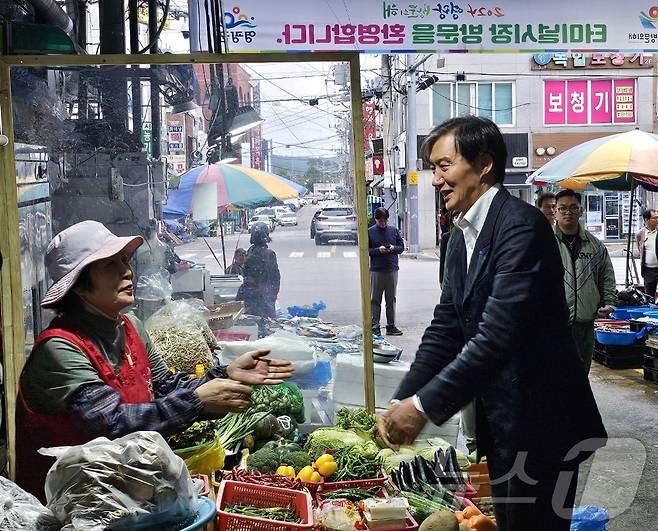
597 305 615 318
377 399 427 450
227 349 294 385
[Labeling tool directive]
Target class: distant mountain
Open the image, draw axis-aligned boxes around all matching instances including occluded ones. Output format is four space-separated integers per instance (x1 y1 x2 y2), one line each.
271 154 340 179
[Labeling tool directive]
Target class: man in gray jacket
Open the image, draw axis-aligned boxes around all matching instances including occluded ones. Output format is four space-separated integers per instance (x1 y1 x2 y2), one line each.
555 189 617 372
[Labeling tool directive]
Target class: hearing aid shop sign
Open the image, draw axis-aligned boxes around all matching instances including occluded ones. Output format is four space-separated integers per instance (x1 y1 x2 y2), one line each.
543 79 636 126
224 1 658 52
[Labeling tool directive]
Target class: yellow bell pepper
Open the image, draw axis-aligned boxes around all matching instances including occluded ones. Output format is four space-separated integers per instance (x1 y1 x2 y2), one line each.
276 465 295 478
310 471 322 483
316 459 338 478
315 454 335 467
296 465 316 482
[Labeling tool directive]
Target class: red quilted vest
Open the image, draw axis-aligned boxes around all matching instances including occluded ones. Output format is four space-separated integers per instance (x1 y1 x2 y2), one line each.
15 315 153 502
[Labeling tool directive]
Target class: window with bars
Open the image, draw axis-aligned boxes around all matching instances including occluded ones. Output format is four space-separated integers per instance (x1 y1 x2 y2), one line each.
431 82 515 126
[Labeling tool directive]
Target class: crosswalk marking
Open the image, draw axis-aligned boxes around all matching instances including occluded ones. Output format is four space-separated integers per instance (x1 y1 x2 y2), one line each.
317 252 331 258
289 252 304 258
343 251 357 258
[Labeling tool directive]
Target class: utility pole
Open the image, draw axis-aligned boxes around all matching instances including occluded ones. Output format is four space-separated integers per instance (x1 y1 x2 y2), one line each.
406 54 420 253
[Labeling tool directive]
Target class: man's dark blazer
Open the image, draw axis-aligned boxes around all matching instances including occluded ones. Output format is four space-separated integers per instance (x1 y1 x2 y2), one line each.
395 188 607 472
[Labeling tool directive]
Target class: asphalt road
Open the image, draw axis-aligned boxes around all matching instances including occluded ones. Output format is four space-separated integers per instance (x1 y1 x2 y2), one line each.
176 204 440 357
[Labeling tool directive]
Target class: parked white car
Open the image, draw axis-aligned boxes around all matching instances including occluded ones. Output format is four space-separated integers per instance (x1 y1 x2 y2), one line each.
278 211 298 226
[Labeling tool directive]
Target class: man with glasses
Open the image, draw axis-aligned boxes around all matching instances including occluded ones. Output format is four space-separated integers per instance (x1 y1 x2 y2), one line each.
555 189 616 373
636 209 658 301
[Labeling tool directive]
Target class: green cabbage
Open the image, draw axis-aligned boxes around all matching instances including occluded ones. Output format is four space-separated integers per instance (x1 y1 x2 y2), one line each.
304 428 367 459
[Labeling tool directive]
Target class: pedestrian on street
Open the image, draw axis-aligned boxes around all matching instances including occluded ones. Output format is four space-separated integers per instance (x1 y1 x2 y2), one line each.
536 191 557 225
555 189 617 373
377 116 607 531
225 247 247 275
368 207 404 336
237 225 281 318
636 209 658 301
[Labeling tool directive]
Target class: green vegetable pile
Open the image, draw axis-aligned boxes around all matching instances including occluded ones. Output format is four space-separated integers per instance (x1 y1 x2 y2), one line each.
246 383 305 423
321 486 382 501
224 503 302 523
303 427 367 459
167 420 218 450
332 447 383 481
167 411 269 453
335 407 377 437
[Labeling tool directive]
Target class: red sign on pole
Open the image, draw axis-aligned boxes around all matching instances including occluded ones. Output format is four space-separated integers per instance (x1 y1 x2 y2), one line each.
362 102 377 147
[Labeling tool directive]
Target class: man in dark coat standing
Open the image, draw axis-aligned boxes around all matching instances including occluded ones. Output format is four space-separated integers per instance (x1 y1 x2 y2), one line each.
378 116 607 531
368 207 404 336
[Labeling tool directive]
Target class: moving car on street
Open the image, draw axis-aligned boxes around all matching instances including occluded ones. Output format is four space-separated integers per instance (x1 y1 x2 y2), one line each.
313 205 357 245
278 211 298 226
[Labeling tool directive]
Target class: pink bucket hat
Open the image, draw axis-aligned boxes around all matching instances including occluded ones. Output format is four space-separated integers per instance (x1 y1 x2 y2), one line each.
41 220 144 308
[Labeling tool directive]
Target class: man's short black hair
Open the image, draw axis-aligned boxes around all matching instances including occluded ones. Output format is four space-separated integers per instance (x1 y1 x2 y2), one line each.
374 207 389 220
420 115 507 183
555 189 582 204
536 191 556 208
643 209 656 221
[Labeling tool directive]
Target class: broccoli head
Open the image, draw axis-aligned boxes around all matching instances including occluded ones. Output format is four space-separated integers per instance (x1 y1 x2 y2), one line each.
280 450 312 472
247 448 279 473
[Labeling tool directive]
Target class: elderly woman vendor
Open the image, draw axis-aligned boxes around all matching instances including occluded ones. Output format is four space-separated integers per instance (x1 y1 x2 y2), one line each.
15 220 293 501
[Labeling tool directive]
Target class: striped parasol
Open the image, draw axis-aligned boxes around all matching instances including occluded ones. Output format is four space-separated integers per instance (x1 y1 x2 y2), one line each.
163 163 306 219
527 129 658 191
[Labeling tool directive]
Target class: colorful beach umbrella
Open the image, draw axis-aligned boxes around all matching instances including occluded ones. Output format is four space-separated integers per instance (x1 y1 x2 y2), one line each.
163 163 306 219
527 130 658 191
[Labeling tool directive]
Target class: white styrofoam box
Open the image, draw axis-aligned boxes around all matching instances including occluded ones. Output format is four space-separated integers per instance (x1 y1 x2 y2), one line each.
171 268 206 293
333 354 410 409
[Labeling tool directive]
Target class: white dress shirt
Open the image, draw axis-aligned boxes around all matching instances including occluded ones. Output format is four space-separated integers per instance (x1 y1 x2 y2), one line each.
455 184 501 269
407 184 501 416
645 229 658 268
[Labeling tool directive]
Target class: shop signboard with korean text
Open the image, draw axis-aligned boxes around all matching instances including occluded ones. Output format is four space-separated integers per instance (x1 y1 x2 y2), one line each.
531 52 653 69
223 1 658 52
543 79 636 126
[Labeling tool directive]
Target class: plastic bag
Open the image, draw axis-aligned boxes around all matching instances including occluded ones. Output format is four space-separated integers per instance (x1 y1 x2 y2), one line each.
145 298 216 373
570 505 609 531
174 437 226 476
43 431 196 531
135 269 173 301
0 476 60 531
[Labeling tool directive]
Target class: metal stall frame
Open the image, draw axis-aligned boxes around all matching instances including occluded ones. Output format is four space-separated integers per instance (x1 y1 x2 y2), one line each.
0 51 374 478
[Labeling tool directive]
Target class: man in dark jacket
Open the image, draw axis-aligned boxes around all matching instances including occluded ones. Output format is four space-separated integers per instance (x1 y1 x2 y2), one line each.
378 116 607 531
368 207 404 336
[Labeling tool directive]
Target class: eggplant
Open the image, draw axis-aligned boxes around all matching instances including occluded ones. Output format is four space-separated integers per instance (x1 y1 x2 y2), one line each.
400 461 415 491
433 448 448 479
406 460 420 490
418 455 440 485
446 447 465 486
390 469 402 490
413 456 429 484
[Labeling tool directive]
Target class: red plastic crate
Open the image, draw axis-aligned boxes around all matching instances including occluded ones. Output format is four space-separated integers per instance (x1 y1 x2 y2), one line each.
323 469 388 490
216 480 314 530
213 330 250 342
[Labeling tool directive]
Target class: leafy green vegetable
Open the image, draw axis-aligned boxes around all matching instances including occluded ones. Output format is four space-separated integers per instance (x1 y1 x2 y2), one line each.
378 446 417 473
335 407 377 436
246 383 305 423
354 440 379 459
166 420 219 450
304 428 367 459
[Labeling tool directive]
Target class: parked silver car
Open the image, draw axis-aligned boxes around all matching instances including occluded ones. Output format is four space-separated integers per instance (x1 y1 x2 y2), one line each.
314 205 357 245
